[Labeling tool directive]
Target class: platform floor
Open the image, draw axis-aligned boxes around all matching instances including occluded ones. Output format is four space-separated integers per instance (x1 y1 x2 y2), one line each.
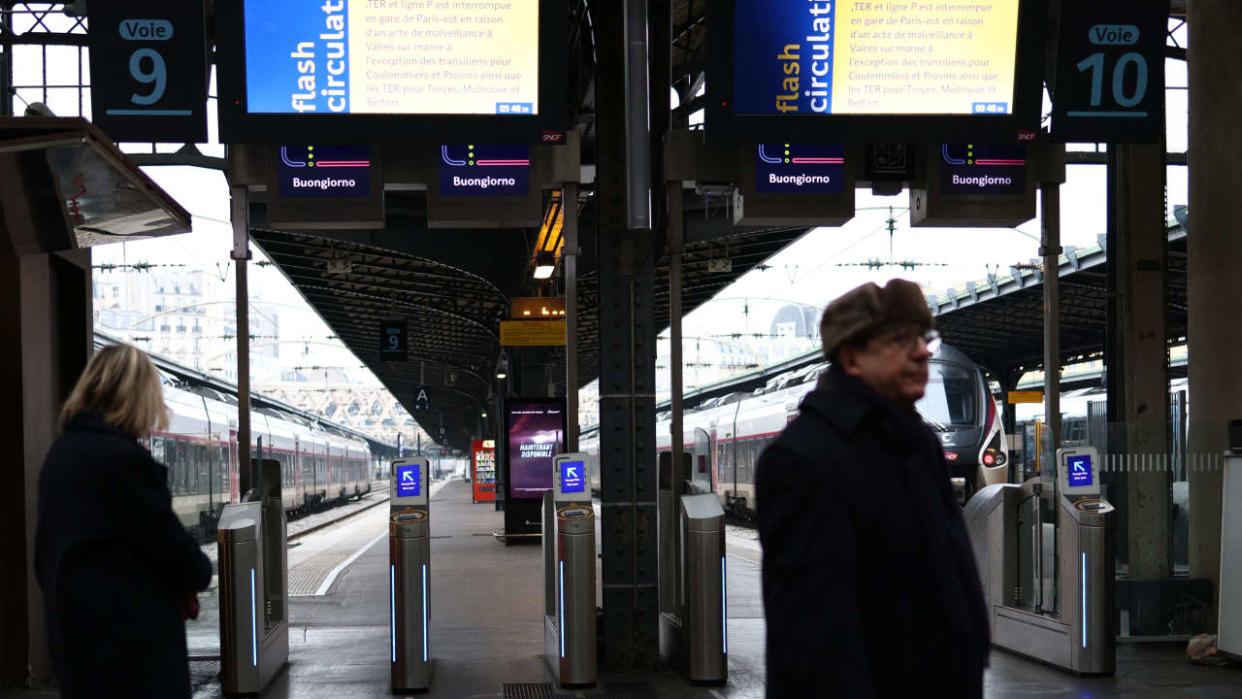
6 479 1242 697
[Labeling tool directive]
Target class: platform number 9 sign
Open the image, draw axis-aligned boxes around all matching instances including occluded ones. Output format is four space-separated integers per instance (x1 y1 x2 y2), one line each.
87 3 207 143
117 20 174 111
128 48 167 106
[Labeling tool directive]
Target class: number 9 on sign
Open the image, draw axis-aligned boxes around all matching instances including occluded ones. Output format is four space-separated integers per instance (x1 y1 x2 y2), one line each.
388 334 401 350
129 48 167 105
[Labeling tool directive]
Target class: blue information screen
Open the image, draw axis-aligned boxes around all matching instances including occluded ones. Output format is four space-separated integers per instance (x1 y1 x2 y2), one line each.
560 460 585 494
439 145 530 197
396 463 421 498
755 144 845 194
1067 455 1093 488
277 145 371 199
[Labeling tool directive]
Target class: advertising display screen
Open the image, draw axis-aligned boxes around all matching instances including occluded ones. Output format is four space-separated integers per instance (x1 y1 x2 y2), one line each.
560 460 585 494
241 0 538 115
1067 455 1093 488
706 0 1043 142
732 1 1020 116
505 399 565 500
216 0 567 142
396 462 421 498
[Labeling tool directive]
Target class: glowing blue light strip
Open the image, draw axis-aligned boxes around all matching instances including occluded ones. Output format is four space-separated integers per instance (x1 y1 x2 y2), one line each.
558 560 566 658
421 564 429 663
1081 552 1088 648
249 568 258 667
390 564 397 663
721 556 728 655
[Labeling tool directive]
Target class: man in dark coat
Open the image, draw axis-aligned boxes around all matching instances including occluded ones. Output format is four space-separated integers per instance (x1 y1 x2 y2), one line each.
36 411 213 698
756 279 990 698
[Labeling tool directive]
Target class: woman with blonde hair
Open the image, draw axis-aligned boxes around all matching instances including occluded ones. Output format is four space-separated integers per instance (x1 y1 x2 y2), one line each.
35 343 211 698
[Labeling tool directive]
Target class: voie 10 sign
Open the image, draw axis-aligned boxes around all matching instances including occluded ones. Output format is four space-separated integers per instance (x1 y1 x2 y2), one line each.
1052 0 1168 143
87 0 208 142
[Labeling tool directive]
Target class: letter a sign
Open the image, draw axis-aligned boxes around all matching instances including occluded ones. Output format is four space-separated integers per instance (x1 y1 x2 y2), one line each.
414 386 431 411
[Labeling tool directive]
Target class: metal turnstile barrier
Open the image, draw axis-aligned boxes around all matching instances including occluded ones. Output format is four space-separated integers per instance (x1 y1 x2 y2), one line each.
658 453 728 685
389 457 431 693
965 447 1115 675
218 458 288 695
543 453 596 688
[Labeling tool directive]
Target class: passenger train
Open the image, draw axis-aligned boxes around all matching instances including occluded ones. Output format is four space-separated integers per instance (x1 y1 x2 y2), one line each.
150 378 372 540
581 343 1006 518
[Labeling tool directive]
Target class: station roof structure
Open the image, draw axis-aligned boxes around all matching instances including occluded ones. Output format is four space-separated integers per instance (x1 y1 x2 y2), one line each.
928 220 1187 374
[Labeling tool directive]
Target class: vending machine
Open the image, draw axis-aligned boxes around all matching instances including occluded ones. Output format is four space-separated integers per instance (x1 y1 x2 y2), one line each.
472 440 496 503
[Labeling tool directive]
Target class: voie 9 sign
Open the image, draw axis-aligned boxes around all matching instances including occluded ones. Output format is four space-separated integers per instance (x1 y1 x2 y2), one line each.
87 0 208 142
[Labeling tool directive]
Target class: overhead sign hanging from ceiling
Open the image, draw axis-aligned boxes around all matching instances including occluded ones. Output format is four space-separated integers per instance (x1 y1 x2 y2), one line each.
438 145 531 197
734 143 855 226
427 144 541 228
215 0 568 143
87 0 208 143
265 145 385 228
754 143 845 194
1050 0 1168 143
910 142 1037 227
705 0 1045 143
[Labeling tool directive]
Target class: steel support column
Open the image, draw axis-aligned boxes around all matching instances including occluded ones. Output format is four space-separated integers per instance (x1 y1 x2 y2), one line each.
1040 182 1062 491
1105 144 1169 579
565 181 580 452
230 185 253 497
1188 0 1242 629
0 248 91 686
596 0 660 668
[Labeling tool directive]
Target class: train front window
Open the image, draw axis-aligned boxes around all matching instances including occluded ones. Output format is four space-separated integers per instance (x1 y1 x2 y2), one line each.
916 362 978 429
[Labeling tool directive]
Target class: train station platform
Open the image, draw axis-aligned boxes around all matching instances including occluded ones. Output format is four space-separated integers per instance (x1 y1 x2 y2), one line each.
5 479 1242 698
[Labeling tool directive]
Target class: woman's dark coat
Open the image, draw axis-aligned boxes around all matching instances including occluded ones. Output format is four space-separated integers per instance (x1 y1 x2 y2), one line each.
756 368 990 698
35 412 212 698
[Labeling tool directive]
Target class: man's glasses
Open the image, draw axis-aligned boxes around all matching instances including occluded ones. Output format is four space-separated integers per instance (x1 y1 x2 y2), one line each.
881 327 942 354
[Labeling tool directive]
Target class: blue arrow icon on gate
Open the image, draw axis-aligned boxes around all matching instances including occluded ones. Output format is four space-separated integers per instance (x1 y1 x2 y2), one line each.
565 465 578 480
403 470 415 483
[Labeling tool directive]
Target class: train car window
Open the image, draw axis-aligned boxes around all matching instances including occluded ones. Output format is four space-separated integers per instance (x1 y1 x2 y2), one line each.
917 362 978 428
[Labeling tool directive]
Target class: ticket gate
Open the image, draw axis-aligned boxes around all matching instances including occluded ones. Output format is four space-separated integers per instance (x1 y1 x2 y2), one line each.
965 447 1115 675
218 458 289 695
542 453 596 688
389 456 431 693
657 453 728 684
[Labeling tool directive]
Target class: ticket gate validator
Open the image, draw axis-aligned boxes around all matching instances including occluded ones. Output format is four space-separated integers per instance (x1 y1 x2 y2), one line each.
657 453 728 684
965 447 1115 674
389 456 431 693
542 452 597 687
218 458 289 694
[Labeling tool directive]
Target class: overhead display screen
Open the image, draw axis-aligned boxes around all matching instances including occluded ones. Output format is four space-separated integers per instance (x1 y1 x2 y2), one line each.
938 143 1026 195
754 143 845 194
278 145 372 198
506 400 564 500
732 0 1021 116
241 0 539 116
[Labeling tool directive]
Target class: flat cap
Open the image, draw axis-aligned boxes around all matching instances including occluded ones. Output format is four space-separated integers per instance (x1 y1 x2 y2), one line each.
820 279 933 361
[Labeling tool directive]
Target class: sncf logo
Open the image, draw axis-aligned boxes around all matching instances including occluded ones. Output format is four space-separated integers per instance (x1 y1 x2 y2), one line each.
541 130 565 143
